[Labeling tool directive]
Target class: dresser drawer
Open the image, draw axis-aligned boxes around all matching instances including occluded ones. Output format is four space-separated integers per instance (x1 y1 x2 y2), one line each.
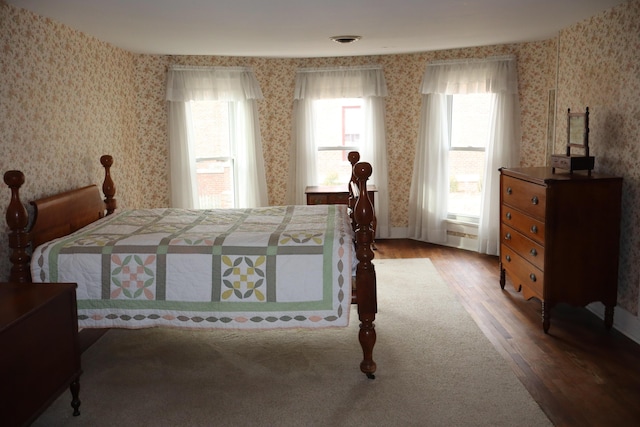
501 206 545 245
501 245 544 297
502 175 546 220
307 194 328 205
306 193 349 205
501 224 545 270
326 193 349 204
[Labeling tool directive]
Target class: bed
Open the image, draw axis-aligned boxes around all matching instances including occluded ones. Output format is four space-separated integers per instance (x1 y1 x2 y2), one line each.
3 152 378 381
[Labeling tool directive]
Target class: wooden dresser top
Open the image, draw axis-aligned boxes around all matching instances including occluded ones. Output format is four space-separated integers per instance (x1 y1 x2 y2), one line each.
500 167 621 185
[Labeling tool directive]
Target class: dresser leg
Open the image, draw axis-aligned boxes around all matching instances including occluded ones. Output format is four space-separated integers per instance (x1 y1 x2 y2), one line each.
604 305 615 330
70 377 81 416
499 266 505 289
542 302 551 334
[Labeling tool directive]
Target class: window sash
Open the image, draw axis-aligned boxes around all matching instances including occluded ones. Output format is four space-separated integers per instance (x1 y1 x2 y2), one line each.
317 146 360 151
191 100 239 208
446 94 490 222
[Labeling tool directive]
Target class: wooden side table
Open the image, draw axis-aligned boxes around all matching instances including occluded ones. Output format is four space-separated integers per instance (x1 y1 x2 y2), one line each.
0 282 81 426
305 185 377 206
305 185 378 247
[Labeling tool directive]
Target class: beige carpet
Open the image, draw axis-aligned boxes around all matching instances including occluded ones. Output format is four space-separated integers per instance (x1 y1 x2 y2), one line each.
34 258 551 426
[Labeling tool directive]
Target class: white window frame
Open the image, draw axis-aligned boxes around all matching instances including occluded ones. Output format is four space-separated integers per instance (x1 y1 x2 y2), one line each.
312 98 364 185
191 100 239 209
445 94 489 224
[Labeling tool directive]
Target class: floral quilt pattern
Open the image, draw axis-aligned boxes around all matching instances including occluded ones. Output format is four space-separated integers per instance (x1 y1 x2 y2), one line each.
31 205 354 329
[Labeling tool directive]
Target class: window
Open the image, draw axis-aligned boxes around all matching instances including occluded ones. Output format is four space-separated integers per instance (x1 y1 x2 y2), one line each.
289 65 390 237
166 66 267 210
313 98 364 185
409 57 520 254
190 100 236 209
447 93 492 223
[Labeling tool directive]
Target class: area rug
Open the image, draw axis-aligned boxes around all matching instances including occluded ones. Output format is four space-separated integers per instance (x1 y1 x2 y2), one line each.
33 258 551 426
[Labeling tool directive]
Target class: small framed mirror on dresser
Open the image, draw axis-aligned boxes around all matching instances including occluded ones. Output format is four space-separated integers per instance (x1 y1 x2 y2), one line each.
551 107 595 174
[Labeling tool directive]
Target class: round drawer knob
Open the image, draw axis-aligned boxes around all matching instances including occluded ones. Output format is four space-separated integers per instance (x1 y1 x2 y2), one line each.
506 255 511 262
507 187 512 195
531 196 539 205
530 248 537 256
505 232 511 240
506 212 512 220
530 225 538 234
529 273 537 282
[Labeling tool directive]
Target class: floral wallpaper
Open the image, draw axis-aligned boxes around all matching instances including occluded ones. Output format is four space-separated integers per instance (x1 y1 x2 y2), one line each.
1 1 638 319
0 2 141 277
555 0 640 316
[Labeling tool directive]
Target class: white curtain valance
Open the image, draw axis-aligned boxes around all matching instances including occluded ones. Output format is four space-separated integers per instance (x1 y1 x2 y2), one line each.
420 56 518 95
166 66 264 102
294 66 388 99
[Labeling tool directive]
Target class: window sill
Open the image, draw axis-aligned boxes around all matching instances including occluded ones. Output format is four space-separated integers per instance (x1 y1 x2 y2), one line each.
445 218 479 228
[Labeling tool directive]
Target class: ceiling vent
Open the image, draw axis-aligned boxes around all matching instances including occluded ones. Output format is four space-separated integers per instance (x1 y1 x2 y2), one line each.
330 35 362 44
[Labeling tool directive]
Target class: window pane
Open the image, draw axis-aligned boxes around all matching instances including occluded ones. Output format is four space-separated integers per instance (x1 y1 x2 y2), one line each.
191 101 231 157
448 150 484 217
343 105 363 144
313 98 363 185
195 158 235 209
190 100 235 208
316 150 354 185
450 94 491 148
448 94 491 220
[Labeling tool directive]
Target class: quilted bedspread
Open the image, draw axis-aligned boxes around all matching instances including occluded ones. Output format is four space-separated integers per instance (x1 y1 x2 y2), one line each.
31 205 354 329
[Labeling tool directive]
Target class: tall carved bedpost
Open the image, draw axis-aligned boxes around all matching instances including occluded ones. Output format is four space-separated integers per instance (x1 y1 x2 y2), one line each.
4 171 31 283
353 162 377 379
100 155 117 215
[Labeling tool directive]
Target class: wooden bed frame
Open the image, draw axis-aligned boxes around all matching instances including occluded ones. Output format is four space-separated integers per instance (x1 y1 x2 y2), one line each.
4 153 378 379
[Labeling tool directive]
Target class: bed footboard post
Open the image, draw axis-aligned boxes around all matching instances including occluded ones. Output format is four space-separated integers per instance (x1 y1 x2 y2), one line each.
100 155 117 215
353 162 377 379
347 151 361 229
4 171 32 283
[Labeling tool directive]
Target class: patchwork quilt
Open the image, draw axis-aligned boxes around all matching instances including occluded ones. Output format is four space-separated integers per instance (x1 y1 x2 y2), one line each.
31 205 354 329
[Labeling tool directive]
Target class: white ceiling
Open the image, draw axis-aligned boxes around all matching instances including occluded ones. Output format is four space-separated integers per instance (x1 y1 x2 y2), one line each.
7 0 628 58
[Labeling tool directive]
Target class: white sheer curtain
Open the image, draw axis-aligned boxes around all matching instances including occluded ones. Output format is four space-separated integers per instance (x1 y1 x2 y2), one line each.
408 56 521 254
287 65 391 238
166 66 268 208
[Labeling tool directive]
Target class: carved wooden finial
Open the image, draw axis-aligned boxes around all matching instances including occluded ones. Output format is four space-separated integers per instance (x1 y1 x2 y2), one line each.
347 151 360 166
4 170 27 230
353 162 372 182
100 155 117 215
4 170 25 189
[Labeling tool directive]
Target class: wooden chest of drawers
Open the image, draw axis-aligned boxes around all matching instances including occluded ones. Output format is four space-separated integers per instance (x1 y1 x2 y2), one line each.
499 167 622 333
0 283 81 426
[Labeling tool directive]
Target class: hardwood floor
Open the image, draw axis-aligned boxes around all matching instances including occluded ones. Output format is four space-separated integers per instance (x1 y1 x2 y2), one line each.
374 239 640 427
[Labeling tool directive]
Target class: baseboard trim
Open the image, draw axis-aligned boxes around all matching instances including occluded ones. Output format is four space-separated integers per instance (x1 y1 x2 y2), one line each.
588 303 640 345
389 225 478 251
388 227 409 239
